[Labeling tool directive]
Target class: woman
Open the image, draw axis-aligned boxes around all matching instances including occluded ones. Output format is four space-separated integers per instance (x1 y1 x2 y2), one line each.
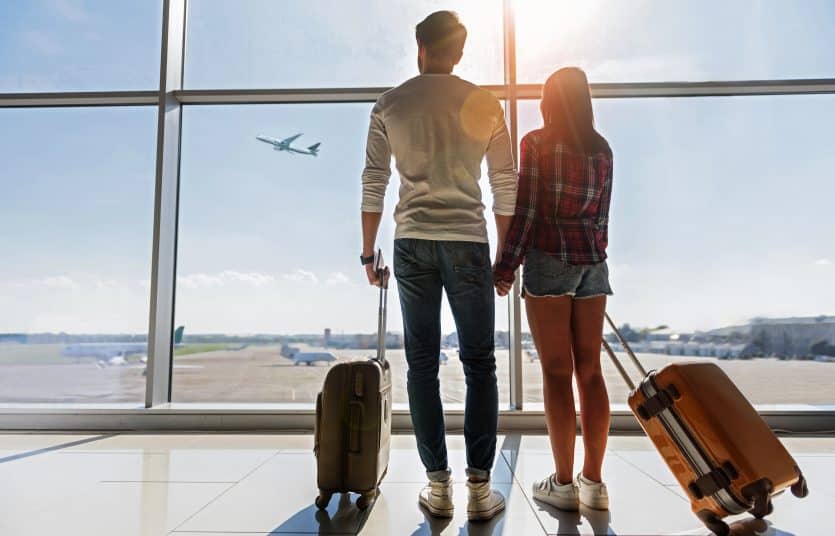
494 67 613 511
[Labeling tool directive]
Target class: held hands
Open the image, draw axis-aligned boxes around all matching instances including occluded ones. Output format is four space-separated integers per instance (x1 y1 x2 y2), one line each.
493 263 514 297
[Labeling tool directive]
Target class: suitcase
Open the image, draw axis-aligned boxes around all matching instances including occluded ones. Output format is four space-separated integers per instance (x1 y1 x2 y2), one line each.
601 313 809 535
314 249 393 511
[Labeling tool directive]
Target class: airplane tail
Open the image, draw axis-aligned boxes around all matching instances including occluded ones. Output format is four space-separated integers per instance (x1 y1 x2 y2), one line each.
307 142 321 156
174 325 185 345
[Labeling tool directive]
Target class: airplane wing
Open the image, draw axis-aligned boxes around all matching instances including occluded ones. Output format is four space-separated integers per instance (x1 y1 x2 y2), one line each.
281 133 303 146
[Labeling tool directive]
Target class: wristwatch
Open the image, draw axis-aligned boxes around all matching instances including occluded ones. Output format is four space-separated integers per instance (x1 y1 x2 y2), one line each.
360 253 375 266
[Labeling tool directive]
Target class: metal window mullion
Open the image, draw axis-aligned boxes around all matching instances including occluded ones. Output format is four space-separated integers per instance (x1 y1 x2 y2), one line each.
516 79 835 100
503 0 523 412
0 91 159 108
146 0 187 408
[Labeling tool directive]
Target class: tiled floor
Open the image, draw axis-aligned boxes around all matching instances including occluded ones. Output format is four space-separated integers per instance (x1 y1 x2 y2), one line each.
0 433 830 535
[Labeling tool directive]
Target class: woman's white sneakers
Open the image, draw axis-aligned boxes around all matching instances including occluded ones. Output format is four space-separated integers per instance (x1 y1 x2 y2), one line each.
532 474 580 511
576 473 609 510
532 473 609 511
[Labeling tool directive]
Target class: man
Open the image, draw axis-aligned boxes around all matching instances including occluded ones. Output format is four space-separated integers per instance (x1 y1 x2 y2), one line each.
359 11 517 521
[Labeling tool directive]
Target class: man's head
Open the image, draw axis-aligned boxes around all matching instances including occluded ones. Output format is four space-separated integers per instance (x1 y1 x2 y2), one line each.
415 11 467 74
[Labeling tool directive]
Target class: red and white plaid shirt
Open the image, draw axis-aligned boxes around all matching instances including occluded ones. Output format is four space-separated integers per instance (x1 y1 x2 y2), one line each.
494 129 613 282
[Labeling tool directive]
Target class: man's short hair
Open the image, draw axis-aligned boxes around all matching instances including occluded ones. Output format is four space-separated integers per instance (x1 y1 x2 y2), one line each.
415 11 467 62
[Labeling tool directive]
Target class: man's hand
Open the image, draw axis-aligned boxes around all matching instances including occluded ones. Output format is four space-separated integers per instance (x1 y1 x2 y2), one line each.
365 264 390 288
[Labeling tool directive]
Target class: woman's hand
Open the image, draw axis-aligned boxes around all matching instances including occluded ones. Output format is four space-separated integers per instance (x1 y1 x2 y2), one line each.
493 264 514 297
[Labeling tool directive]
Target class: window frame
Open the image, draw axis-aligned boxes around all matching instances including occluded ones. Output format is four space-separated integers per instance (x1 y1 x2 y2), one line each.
0 0 833 433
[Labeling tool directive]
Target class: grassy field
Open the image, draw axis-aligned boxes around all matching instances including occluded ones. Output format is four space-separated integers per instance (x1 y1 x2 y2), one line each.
0 344 67 365
2 342 834 405
174 344 229 357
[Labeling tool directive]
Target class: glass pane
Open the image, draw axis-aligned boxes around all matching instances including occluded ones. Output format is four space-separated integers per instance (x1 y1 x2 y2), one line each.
185 0 503 89
515 0 835 83
0 0 162 92
173 104 510 406
517 95 835 407
0 107 156 404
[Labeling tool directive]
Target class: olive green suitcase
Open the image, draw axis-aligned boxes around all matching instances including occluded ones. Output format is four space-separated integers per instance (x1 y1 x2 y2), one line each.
314 251 392 511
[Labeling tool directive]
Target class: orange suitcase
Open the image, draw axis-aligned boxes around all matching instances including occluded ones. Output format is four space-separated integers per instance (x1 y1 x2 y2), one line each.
602 314 809 535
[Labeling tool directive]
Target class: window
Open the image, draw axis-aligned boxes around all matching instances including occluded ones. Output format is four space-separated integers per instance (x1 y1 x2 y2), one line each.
517 95 835 407
185 0 504 89
515 0 835 84
0 107 157 404
0 0 162 92
173 103 511 405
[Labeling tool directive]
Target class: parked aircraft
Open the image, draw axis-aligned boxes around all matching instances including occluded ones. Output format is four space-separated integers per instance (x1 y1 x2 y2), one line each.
280 343 336 366
63 326 185 367
256 133 321 156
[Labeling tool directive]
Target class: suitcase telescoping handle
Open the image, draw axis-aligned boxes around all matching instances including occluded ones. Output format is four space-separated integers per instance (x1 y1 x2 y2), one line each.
601 312 648 391
374 248 389 364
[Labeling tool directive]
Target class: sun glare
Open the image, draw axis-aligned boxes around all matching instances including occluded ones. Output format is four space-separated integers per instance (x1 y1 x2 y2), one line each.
514 0 602 50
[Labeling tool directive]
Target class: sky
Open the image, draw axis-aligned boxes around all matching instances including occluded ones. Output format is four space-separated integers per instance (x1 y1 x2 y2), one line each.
1 0 834 336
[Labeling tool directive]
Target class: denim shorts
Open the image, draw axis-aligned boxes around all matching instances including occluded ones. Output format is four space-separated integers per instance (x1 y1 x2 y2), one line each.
522 249 613 299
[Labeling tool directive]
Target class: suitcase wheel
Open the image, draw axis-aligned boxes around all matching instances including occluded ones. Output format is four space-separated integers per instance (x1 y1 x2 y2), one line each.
697 510 729 536
791 475 809 498
753 498 774 519
356 489 376 511
315 491 333 510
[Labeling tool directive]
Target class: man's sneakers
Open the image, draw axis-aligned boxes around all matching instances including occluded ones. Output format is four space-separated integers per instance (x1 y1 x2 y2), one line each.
419 477 505 521
466 479 505 521
532 473 609 511
532 474 579 511
418 477 455 518
577 473 609 510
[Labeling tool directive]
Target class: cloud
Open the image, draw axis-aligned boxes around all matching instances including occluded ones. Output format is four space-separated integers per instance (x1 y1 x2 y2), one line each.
39 275 80 290
280 269 319 284
172 269 333 289
325 272 353 286
94 279 121 290
220 270 275 286
815 259 832 266
178 273 224 289
49 0 90 23
178 270 277 289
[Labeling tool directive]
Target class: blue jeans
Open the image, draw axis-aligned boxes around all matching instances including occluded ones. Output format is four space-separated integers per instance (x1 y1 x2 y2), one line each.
393 238 498 482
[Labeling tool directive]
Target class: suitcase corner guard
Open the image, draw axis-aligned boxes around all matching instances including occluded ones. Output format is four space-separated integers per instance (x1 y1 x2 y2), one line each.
688 461 740 500
637 383 680 420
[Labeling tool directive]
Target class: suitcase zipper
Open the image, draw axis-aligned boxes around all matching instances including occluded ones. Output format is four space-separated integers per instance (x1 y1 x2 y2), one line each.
641 375 750 515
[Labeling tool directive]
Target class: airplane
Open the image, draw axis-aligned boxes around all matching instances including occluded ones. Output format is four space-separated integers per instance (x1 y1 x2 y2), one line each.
63 326 185 367
439 351 449 365
256 133 321 157
280 343 337 366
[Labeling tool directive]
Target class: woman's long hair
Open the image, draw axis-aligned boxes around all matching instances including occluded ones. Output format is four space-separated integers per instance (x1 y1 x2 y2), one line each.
540 67 609 155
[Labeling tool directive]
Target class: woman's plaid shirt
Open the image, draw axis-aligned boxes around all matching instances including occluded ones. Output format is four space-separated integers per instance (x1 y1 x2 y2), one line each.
494 129 613 282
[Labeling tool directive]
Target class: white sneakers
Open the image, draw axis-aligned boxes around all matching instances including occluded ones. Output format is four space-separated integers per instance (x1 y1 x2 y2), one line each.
466 479 506 521
577 473 609 510
532 473 609 511
418 477 506 521
532 474 580 511
418 477 455 518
